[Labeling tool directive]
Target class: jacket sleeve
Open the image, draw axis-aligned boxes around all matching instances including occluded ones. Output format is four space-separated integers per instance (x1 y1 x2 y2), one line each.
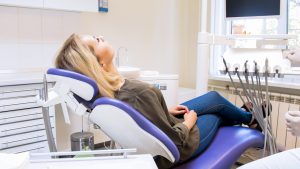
132 88 190 146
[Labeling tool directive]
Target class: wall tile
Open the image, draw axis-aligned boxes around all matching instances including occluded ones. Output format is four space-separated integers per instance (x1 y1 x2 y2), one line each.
0 6 18 42
19 8 42 43
42 10 63 43
0 43 19 69
62 11 81 39
42 43 61 68
18 43 43 69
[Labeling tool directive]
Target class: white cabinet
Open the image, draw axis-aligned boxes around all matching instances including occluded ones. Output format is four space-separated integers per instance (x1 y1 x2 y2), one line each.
0 0 98 12
44 0 98 12
139 74 179 107
0 0 43 8
0 83 56 153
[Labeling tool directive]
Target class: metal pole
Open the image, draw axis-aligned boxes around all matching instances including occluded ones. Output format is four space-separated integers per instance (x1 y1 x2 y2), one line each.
264 59 278 155
262 59 269 156
41 74 57 153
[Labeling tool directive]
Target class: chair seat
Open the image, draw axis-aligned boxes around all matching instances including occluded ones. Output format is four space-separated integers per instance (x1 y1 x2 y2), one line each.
174 126 264 169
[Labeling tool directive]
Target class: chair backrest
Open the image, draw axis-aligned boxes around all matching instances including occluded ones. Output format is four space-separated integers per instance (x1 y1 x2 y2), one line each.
90 97 180 163
47 68 180 163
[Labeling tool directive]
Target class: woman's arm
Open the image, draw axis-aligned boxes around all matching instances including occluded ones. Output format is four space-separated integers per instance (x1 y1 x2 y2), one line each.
182 110 197 130
168 105 197 130
133 89 197 143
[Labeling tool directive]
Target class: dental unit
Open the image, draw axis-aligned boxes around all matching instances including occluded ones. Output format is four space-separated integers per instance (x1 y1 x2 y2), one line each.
223 58 277 156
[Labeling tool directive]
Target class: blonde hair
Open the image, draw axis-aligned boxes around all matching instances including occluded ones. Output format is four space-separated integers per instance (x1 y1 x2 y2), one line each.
55 33 123 98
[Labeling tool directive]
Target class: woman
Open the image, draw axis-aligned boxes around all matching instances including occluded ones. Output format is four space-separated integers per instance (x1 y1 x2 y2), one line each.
55 34 256 168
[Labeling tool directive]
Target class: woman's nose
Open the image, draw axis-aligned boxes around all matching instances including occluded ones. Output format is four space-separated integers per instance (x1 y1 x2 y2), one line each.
97 35 104 41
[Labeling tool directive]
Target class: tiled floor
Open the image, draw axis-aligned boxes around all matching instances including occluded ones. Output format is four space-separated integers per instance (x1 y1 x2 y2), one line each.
232 148 264 169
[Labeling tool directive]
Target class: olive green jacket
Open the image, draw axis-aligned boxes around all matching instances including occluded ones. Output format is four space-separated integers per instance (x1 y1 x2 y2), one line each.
115 79 199 169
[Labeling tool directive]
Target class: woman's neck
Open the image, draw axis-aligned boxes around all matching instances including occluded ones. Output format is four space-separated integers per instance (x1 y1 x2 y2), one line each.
104 63 125 89
104 63 118 74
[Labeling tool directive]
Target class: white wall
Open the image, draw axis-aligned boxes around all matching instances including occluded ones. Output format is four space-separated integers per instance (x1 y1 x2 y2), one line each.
0 1 182 73
178 0 199 89
80 0 199 88
0 0 199 88
80 0 181 74
0 1 200 150
80 0 200 88
0 6 81 71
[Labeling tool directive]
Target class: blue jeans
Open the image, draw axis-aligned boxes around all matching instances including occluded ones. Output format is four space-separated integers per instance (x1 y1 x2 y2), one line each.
180 91 252 157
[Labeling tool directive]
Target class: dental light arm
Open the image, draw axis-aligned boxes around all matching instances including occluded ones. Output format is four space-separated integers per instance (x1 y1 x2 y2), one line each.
37 74 94 124
37 86 71 124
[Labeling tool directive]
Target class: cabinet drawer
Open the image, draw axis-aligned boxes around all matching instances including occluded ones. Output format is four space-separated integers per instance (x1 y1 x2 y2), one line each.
0 103 40 112
0 141 49 153
0 96 37 107
0 89 39 99
0 118 55 137
0 108 43 124
0 82 55 154
0 130 48 149
0 83 43 93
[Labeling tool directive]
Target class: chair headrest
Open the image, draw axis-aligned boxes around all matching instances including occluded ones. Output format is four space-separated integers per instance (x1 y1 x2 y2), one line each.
47 68 99 107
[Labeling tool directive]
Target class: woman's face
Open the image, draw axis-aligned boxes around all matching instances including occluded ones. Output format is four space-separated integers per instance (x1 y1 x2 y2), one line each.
81 35 115 66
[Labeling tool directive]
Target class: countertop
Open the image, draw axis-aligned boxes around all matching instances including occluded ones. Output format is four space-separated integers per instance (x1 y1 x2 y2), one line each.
0 70 48 86
209 74 300 90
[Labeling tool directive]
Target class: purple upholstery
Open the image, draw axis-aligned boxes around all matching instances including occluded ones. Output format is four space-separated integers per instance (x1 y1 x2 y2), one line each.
174 126 264 169
92 97 180 162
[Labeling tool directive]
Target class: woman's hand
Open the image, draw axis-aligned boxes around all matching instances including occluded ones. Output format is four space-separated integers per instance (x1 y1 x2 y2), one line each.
182 110 197 130
169 105 189 115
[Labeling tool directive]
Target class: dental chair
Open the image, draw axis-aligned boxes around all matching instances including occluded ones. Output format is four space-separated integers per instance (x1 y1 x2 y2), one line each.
43 68 264 169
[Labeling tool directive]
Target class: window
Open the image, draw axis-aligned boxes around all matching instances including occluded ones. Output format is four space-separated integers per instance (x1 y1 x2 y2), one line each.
229 18 279 48
288 0 300 48
210 0 300 75
231 19 279 48
232 19 279 35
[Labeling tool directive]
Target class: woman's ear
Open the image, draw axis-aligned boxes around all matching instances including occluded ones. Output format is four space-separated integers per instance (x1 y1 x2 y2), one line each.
100 61 105 68
98 58 104 67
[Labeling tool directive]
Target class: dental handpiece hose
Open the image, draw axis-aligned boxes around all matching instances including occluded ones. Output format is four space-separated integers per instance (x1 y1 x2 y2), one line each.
222 58 247 106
